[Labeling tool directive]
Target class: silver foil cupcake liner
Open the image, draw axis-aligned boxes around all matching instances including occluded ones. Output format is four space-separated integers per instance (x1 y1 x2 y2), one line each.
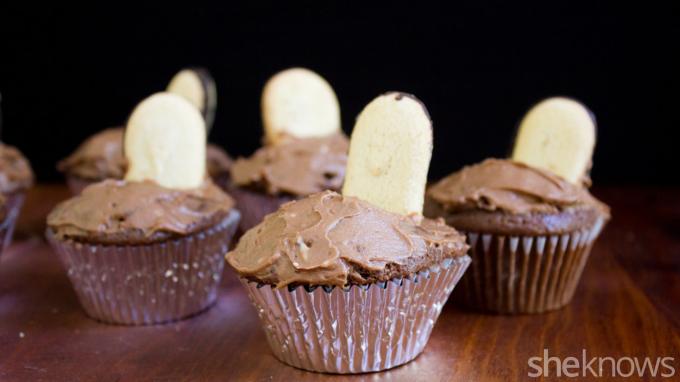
47 210 240 325
455 217 605 314
241 255 471 374
0 193 25 255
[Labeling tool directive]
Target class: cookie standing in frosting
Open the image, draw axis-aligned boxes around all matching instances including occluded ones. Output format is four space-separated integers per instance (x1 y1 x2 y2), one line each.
228 68 348 232
58 127 232 183
512 97 596 185
425 97 610 314
231 67 348 197
49 94 238 245
226 92 470 374
228 92 470 288
46 92 241 326
425 96 610 236
167 68 217 132
58 68 232 193
261 68 341 145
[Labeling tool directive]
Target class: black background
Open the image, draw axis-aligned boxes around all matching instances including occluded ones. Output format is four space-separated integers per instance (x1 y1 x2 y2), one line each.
0 3 678 184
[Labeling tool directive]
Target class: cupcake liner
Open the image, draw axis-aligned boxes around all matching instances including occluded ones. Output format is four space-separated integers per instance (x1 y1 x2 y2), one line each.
455 217 605 314
66 176 99 195
0 193 25 255
241 256 471 374
228 186 295 233
47 210 240 325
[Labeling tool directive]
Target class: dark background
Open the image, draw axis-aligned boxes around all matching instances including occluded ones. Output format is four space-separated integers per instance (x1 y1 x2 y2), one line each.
0 3 678 184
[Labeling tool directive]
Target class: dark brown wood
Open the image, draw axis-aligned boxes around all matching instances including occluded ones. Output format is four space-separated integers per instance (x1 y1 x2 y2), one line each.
1 185 679 381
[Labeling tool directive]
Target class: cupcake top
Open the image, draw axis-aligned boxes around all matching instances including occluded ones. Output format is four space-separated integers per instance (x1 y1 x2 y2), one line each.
49 92 235 245
227 191 467 288
425 158 610 235
47 179 234 245
228 92 468 288
0 142 34 194
57 127 127 180
57 127 232 181
229 68 347 196
230 133 348 196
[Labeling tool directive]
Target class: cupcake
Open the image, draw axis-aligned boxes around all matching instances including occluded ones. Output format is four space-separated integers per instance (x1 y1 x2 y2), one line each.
229 68 348 232
0 142 34 254
57 68 232 194
47 93 240 325
425 97 610 314
227 93 470 373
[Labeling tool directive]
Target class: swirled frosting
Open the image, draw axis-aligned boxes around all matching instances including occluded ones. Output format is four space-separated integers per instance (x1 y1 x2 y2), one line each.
227 190 468 288
47 179 234 244
230 133 348 196
57 128 127 180
427 159 608 214
425 159 610 235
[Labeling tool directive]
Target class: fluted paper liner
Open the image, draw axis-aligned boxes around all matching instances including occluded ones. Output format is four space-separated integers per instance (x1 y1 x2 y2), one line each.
241 256 471 374
47 210 240 325
455 217 605 314
0 193 25 255
228 186 295 233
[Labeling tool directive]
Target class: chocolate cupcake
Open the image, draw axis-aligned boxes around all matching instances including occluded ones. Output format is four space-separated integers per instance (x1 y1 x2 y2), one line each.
228 93 470 373
0 142 34 255
47 93 240 325
425 97 610 314
58 127 232 195
57 68 232 195
229 68 348 232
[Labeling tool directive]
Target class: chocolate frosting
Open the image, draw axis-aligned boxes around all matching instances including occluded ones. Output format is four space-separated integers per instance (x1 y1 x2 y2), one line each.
57 127 232 181
230 133 348 196
0 143 34 194
427 158 608 215
227 191 468 288
206 144 233 178
425 159 610 235
47 179 235 245
57 127 127 180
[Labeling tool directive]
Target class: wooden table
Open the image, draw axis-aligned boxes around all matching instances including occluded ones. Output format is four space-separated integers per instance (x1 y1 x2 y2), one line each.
1 185 678 381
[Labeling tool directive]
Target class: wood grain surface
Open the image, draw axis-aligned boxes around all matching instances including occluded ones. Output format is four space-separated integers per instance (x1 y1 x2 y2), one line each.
1 185 679 381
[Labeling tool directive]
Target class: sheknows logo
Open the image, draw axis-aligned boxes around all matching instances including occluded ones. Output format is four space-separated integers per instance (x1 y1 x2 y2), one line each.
528 349 676 378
